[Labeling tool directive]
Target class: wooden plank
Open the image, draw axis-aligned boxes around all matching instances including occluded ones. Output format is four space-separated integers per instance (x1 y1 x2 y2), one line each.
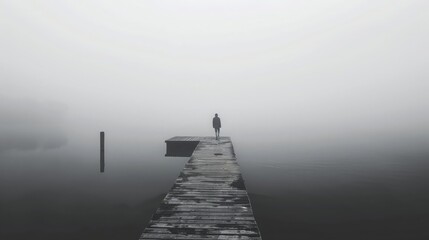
152 212 255 217
139 137 262 239
140 233 260 239
143 227 259 235
154 216 256 221
150 219 256 225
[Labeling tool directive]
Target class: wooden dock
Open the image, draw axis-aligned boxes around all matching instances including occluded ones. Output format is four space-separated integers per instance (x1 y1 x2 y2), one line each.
139 136 262 240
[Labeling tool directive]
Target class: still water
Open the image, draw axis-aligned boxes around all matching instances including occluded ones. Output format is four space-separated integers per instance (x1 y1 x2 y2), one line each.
1 133 429 240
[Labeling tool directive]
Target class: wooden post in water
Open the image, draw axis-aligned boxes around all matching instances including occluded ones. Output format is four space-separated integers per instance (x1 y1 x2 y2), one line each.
100 131 105 173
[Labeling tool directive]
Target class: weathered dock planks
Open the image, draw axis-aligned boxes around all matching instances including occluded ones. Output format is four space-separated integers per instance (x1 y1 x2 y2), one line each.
139 137 262 240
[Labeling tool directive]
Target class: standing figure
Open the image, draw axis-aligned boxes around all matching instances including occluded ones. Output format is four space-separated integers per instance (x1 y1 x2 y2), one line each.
212 113 221 140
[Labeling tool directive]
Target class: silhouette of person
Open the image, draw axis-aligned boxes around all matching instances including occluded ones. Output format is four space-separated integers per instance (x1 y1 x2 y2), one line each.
213 113 221 139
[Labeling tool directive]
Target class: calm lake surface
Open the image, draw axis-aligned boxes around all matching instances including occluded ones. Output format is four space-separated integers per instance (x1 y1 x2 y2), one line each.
1 134 429 240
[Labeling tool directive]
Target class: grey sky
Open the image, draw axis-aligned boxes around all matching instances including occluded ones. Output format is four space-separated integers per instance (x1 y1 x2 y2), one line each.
1 1 428 152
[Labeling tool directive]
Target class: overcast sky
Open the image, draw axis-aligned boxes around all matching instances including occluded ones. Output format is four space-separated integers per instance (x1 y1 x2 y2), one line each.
1 0 428 152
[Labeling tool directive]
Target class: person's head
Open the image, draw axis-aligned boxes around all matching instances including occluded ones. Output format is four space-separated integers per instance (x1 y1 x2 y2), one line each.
215 113 218 117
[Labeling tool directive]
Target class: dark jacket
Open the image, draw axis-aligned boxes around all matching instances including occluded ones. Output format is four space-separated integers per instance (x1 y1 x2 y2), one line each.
213 117 221 129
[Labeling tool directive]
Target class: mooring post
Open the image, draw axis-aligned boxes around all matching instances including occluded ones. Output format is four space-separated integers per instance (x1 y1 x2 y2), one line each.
100 131 105 172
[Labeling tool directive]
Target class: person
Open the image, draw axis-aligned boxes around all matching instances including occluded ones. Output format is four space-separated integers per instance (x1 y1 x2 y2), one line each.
212 113 221 139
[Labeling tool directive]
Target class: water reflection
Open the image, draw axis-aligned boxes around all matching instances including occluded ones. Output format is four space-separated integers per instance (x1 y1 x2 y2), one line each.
1 136 428 240
240 147 429 240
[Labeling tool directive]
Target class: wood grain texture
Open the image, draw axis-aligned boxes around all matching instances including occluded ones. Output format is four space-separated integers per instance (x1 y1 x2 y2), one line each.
140 137 262 239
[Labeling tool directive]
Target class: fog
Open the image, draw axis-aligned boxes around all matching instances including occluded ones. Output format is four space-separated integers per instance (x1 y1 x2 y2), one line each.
2 0 428 148
1 1 429 239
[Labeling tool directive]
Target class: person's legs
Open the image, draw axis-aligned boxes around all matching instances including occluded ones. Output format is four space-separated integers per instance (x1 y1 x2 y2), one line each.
215 128 220 139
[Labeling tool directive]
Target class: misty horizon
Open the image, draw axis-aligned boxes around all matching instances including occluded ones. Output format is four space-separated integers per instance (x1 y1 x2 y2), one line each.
1 1 429 240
